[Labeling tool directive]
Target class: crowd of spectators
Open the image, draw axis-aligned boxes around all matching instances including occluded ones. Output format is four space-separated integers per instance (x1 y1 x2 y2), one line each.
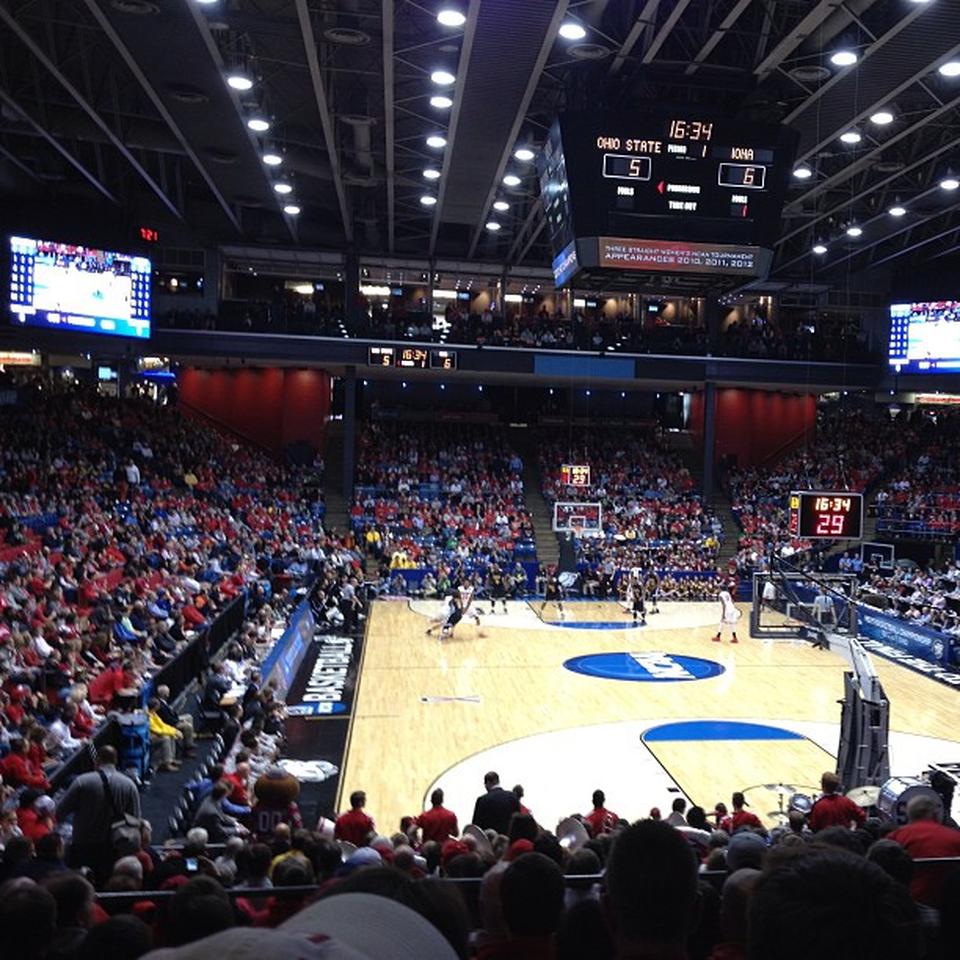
539 429 723 582
352 422 535 576
2 764 957 959
856 559 960 644
716 316 875 363
727 408 912 573
873 410 960 539
0 387 331 791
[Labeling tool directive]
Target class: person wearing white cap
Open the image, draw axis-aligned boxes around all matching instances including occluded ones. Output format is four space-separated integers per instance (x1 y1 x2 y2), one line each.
141 893 459 960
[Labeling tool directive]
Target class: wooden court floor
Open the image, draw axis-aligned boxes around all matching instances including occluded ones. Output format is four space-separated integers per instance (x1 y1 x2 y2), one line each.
338 600 960 834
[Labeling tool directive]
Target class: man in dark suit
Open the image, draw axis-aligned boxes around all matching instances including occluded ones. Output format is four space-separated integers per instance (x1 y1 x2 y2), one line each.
471 771 520 835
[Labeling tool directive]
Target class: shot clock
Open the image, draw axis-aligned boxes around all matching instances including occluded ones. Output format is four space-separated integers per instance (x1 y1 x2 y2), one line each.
788 492 864 540
560 464 591 487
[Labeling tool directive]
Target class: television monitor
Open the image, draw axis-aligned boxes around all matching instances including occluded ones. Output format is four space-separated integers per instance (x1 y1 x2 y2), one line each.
97 365 118 381
9 236 151 339
889 301 960 373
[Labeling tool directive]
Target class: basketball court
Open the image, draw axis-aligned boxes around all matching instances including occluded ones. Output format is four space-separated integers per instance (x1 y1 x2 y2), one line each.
338 599 960 833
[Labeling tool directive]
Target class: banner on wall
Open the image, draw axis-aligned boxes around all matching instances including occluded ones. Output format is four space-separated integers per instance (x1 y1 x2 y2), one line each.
262 599 316 698
857 607 956 679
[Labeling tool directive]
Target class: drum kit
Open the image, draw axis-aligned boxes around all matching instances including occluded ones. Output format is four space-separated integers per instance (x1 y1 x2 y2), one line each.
749 781 883 823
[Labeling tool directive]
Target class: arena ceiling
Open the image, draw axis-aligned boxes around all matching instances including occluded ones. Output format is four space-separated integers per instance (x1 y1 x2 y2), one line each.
3 0 960 284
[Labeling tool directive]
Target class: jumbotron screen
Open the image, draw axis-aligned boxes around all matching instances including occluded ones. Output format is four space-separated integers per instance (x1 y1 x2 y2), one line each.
8 236 151 339
540 110 797 285
888 301 960 373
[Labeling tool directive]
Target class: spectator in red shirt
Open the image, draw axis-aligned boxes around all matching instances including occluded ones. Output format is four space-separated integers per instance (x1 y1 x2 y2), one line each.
888 794 960 908
87 659 136 708
720 792 764 834
417 788 459 844
334 790 375 846
808 772 867 832
0 737 49 790
584 789 619 838
16 792 56 842
224 761 252 808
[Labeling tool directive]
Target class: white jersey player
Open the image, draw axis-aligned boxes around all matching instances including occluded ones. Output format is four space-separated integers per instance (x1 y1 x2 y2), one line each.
714 588 740 644
458 581 482 626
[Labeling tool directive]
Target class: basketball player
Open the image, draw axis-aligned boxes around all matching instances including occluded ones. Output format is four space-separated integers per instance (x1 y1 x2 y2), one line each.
624 572 646 626
714 587 740 643
486 566 509 615
458 578 483 627
426 594 461 640
541 570 565 619
644 568 661 615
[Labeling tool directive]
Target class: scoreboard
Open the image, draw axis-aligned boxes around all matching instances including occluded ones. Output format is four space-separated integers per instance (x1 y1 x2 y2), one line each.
788 492 864 540
367 346 458 370
540 110 797 285
560 464 591 487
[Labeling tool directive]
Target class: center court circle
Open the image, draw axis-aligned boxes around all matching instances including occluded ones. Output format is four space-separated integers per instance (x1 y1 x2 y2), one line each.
563 651 725 682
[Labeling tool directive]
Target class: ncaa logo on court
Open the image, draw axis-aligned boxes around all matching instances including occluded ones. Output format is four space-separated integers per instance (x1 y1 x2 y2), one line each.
563 651 725 683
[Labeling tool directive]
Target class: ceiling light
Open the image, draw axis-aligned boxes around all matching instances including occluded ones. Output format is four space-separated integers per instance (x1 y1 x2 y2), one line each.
422 168 441 180
888 204 907 217
793 164 813 179
830 50 858 67
938 61 960 78
283 204 301 216
840 129 862 144
558 22 586 41
273 182 293 195
493 200 509 212
426 134 447 148
420 195 437 206
247 117 270 133
226 73 253 91
846 225 863 238
437 9 466 27
502 174 521 187
430 69 456 86
262 152 283 166
941 176 960 190
485 221 502 231
430 95 453 109
812 243 828 255
870 109 895 125
514 147 536 162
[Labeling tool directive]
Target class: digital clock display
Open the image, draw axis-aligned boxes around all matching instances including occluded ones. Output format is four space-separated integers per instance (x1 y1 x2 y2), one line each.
560 464 591 487
367 346 458 370
789 491 864 540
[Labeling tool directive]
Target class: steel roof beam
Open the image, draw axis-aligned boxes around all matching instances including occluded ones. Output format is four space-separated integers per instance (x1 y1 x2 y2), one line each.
295 0 353 244
80 0 241 233
0 4 181 219
429 0 480 256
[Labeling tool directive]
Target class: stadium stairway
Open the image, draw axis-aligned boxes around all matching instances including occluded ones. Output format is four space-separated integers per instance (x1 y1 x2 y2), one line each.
669 431 739 566
322 421 350 536
510 428 559 567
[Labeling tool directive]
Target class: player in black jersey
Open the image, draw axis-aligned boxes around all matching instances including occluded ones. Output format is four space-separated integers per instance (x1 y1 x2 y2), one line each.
624 572 646 626
541 572 565 619
486 566 509 615
644 569 661 615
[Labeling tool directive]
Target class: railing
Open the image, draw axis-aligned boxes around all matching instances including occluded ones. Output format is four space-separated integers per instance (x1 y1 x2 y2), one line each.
90 857 960 904
46 595 246 790
143 593 247 705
